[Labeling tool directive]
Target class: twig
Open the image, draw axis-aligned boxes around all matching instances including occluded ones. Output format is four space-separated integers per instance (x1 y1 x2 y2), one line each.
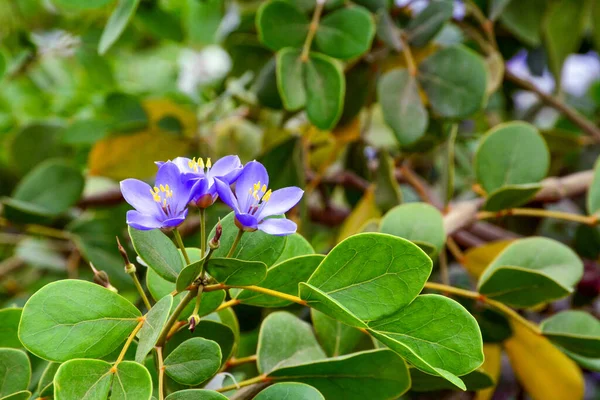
477 207 598 226
301 0 326 61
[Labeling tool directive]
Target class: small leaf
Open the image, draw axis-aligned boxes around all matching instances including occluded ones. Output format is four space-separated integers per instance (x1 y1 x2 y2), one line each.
268 349 410 400
587 157 600 215
418 45 487 119
237 254 324 307
176 257 207 292
164 338 222 385
315 6 375 59
482 184 542 212
0 308 22 348
541 311 600 358
257 312 326 374
0 349 30 397
499 0 544 46
19 280 141 361
256 0 309 51
304 52 345 130
111 362 153 400
478 237 583 308
37 362 60 398
135 295 173 363
276 48 306 111
378 69 428 146
379 202 445 255
206 257 267 286
406 1 453 47
166 320 235 365
98 0 141 54
129 227 185 282
254 383 325 400
311 309 362 357
165 390 228 400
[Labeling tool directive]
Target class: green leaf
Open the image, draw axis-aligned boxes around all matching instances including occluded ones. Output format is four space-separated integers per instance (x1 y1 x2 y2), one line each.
315 6 375 59
488 0 512 21
409 368 494 391
176 257 207 293
541 311 600 358
205 257 267 286
37 362 60 397
61 119 110 146
9 124 67 176
165 390 228 400
54 359 152 400
10 159 84 217
257 312 326 374
378 69 428 146
0 308 22 348
406 1 453 47
0 349 30 397
129 227 185 282
53 0 113 9
166 320 235 365
499 0 544 46
254 383 325 400
164 338 222 385
19 280 141 362
304 52 345 130
418 45 487 119
301 233 432 325
311 309 362 357
478 237 584 308
276 48 306 111
237 254 324 307
588 157 600 215
135 294 173 363
368 294 484 389
1 391 31 400
256 0 309 51
474 122 549 193
482 184 542 212
268 349 410 400
275 233 315 263
379 203 445 255
99 0 141 54
209 212 287 266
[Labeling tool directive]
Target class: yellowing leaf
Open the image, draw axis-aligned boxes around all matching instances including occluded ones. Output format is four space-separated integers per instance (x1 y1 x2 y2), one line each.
143 98 197 137
463 240 513 278
333 118 361 145
504 321 584 400
307 127 337 171
337 186 381 242
89 131 189 180
475 344 502 400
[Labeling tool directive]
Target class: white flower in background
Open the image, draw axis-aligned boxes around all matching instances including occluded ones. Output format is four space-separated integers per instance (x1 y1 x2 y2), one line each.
177 46 232 98
31 30 80 58
562 52 600 97
395 0 465 20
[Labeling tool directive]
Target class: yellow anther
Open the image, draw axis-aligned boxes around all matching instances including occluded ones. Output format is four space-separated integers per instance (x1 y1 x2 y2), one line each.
261 184 267 193
253 182 260 192
206 158 212 168
188 160 194 169
165 184 170 191
253 190 259 201
263 189 272 202
153 187 160 193
166 190 173 198
198 158 205 169
160 184 166 192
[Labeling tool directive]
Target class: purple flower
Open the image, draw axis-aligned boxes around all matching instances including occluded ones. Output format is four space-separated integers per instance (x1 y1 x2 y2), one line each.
158 155 242 208
120 162 193 230
214 161 303 236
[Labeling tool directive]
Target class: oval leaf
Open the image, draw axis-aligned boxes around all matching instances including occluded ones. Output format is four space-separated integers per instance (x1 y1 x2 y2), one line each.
135 294 173 363
0 349 30 397
276 48 306 111
165 390 228 400
315 6 375 59
206 257 267 286
98 0 141 54
129 226 185 282
304 52 345 130
164 338 222 385
256 0 309 51
254 383 324 400
541 311 600 358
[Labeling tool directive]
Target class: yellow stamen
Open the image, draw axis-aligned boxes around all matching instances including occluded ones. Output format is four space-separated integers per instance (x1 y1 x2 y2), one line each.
198 158 205 169
263 189 272 202
188 160 194 169
160 184 166 192
165 184 170 191
261 184 267 193
206 158 212 168
153 187 160 193
253 190 259 201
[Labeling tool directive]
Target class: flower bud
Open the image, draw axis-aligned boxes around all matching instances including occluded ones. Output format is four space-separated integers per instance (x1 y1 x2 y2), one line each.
188 314 200 332
195 194 215 209
209 220 222 249
116 237 131 265
90 263 118 293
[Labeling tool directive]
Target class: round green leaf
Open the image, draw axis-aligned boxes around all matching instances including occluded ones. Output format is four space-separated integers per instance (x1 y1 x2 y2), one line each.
11 159 84 217
418 45 487 118
379 202 445 255
275 233 315 263
268 349 410 400
368 294 484 390
166 320 236 366
378 69 428 146
474 122 550 193
37 362 60 398
165 390 228 400
164 338 222 385
205 257 267 286
110 361 153 400
406 1 453 47
256 0 309 51
315 6 375 59
135 295 173 363
541 311 600 358
587 156 600 215
129 226 185 282
255 383 325 400
276 48 306 111
482 184 542 212
304 52 345 130
19 280 141 361
237 254 324 307
0 308 22 348
54 359 113 400
0 349 30 397
301 233 432 325
257 312 326 374
478 237 583 308
99 0 141 55
311 309 362 357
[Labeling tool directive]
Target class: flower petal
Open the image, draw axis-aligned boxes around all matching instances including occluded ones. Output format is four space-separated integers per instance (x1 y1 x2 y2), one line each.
120 179 157 214
236 213 258 230
156 162 191 212
162 213 187 229
258 218 297 236
208 155 243 183
235 161 269 212
126 210 164 230
189 177 209 202
215 178 240 213
257 186 304 220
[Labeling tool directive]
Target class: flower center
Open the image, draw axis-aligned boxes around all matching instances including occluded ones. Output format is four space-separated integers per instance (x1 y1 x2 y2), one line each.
150 184 175 215
247 181 272 215
187 157 212 174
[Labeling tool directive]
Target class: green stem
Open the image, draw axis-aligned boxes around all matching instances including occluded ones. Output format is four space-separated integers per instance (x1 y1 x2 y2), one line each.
173 229 191 265
200 208 206 259
156 288 197 346
300 0 325 61
129 270 152 310
191 285 204 316
226 229 244 258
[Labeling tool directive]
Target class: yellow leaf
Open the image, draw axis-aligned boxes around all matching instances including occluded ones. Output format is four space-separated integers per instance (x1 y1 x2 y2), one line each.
475 344 502 400
504 321 584 400
88 130 189 180
306 127 336 172
463 240 513 278
143 98 197 137
333 118 361 145
337 186 381 242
